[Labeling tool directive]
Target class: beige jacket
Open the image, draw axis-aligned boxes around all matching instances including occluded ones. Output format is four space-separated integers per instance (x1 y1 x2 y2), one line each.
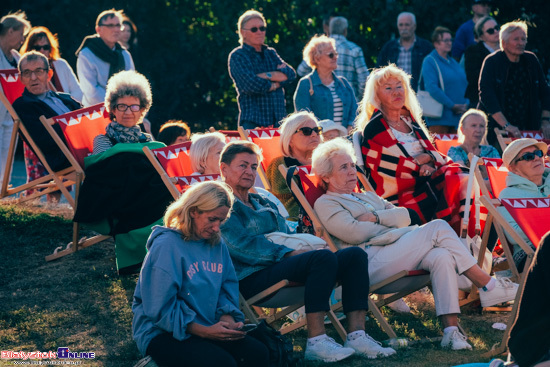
314 191 415 249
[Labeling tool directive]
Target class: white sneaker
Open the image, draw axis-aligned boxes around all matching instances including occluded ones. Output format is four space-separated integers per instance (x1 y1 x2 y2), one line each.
387 298 411 313
305 336 355 362
134 356 158 367
441 329 472 350
344 333 397 359
480 278 519 307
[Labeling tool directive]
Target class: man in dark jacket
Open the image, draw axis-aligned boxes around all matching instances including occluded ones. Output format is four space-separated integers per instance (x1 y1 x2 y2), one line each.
13 51 81 173
377 12 432 91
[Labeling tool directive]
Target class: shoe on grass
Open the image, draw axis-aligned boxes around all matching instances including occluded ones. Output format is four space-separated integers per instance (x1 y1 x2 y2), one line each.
480 278 519 307
305 336 355 362
344 332 396 359
441 329 472 350
387 298 411 313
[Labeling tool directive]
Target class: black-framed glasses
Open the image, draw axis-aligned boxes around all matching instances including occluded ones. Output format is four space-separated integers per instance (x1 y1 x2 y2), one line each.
326 52 337 59
485 26 500 35
99 23 122 29
515 149 544 163
243 26 266 33
296 126 323 136
21 68 48 78
32 44 51 51
115 104 142 112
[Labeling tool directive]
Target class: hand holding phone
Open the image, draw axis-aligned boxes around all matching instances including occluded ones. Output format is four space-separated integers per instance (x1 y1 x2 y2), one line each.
238 323 258 333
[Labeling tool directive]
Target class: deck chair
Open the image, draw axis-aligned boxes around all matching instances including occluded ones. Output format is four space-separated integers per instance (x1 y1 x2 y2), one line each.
238 126 281 190
494 128 550 152
279 164 431 339
219 130 242 143
433 133 459 155
37 104 112 261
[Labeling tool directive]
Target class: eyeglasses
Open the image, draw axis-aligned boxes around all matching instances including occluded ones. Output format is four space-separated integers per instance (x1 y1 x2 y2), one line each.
32 44 51 52
440 38 453 43
99 23 122 29
326 52 337 59
514 149 544 163
115 104 142 112
296 126 323 136
21 68 48 79
485 26 500 35
243 26 266 33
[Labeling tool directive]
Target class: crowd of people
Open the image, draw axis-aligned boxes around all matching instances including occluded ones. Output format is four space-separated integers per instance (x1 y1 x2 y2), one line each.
2 3 550 366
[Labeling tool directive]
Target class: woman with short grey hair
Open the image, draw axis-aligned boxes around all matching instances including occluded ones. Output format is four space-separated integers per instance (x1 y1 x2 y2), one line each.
93 70 153 154
189 132 226 175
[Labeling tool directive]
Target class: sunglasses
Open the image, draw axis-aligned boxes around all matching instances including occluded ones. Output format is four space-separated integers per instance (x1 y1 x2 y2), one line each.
243 26 266 33
485 26 500 35
99 23 122 29
296 126 323 136
32 44 51 51
515 149 544 163
326 52 337 59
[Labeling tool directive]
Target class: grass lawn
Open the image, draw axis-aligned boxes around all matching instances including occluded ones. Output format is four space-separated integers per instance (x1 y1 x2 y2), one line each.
0 203 511 367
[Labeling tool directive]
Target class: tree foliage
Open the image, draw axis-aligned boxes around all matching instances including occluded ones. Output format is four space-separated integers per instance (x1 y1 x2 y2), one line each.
2 0 548 134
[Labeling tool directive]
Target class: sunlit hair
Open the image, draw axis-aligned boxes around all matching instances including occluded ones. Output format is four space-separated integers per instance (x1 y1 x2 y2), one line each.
237 9 266 45
105 70 152 122
220 140 263 166
312 137 356 190
95 9 123 27
397 12 416 26
329 16 348 36
355 64 429 139
163 181 234 245
500 20 528 50
431 26 451 44
18 51 49 72
457 109 488 143
157 120 191 146
189 132 226 174
20 26 60 60
303 35 336 68
0 11 31 36
474 16 497 39
279 111 320 157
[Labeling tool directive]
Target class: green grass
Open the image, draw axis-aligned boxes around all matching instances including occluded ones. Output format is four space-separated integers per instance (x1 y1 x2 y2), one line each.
0 203 511 366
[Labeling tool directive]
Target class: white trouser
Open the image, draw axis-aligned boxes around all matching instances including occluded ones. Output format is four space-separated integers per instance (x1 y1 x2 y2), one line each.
0 121 14 183
366 219 477 316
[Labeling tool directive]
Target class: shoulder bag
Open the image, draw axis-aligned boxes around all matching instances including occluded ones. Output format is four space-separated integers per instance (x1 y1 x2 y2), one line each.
417 56 444 119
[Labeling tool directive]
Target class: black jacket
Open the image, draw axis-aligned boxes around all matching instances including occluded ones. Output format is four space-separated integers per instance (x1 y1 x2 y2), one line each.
464 41 491 107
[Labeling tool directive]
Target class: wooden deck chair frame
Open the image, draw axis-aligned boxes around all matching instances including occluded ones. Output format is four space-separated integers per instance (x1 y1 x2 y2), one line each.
37 107 112 261
279 164 432 339
0 85 77 206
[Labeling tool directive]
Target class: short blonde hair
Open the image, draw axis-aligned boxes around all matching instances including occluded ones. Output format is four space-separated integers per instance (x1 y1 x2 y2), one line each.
163 181 234 245
189 132 226 174
500 20 528 50
237 10 266 45
279 111 319 157
355 64 428 139
312 138 356 190
457 109 488 143
303 35 335 69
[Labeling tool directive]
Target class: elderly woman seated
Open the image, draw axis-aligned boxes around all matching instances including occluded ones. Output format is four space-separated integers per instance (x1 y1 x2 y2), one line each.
220 141 396 363
92 70 153 155
189 132 226 175
311 138 518 350
498 138 550 272
266 111 322 222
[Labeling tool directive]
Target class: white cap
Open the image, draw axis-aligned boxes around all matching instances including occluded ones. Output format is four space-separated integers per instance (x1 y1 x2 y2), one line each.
318 119 347 136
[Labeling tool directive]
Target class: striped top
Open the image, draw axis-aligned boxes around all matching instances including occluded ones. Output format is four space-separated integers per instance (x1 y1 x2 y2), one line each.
327 81 343 125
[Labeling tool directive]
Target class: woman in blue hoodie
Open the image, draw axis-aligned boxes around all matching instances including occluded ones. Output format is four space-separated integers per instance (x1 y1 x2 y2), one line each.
132 181 269 367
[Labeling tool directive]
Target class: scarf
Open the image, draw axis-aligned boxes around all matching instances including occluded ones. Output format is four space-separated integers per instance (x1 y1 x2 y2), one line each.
105 121 152 144
75 35 126 78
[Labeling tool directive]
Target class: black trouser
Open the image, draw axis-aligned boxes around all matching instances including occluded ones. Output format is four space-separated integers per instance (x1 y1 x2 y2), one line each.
146 333 269 367
240 247 370 314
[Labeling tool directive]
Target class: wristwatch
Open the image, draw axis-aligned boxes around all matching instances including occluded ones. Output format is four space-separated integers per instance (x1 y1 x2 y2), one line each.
266 72 272 80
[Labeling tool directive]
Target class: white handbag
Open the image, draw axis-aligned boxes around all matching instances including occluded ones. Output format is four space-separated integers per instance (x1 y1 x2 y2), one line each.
417 56 444 119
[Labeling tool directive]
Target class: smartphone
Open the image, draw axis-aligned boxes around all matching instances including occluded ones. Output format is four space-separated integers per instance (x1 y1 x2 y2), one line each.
238 323 258 333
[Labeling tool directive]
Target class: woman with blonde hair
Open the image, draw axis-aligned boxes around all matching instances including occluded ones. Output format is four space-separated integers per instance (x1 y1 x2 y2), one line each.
133 180 269 367
357 64 468 232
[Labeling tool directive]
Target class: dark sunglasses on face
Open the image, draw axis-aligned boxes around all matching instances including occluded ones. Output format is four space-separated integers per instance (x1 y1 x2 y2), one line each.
296 126 323 136
326 52 337 59
244 26 266 33
32 44 51 51
115 104 142 112
99 23 122 29
485 26 500 35
515 149 544 163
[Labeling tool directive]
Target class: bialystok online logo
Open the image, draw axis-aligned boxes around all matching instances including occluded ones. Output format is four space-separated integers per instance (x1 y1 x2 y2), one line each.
1 348 95 360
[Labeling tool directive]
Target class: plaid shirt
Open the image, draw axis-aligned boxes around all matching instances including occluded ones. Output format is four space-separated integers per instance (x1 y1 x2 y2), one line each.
228 43 296 127
397 40 413 75
331 35 369 100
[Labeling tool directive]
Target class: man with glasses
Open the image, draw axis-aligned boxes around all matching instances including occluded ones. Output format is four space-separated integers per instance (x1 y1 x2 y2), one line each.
76 9 134 106
12 52 81 182
228 9 296 129
499 138 550 272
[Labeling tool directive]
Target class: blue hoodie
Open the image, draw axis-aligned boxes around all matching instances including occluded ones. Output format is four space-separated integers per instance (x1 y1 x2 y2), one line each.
132 226 244 356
